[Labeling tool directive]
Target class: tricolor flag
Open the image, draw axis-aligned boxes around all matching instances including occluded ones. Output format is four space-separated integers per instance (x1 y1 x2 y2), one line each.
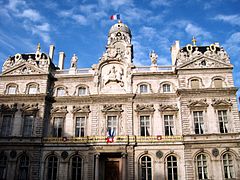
110 14 120 20
106 128 115 143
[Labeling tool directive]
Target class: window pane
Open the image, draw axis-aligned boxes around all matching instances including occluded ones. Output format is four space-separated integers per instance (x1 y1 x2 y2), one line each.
218 110 228 133
140 116 150 136
8 86 17 94
196 154 208 180
1 115 12 137
191 79 199 89
71 156 82 180
56 88 65 96
141 156 152 180
167 156 178 180
193 111 204 134
75 117 85 137
107 116 117 136
164 115 174 136
47 156 58 180
53 117 63 137
0 155 7 180
28 85 37 94
22 115 34 137
163 84 171 92
223 153 235 179
18 155 29 180
78 87 86 96
214 79 222 88
140 85 148 93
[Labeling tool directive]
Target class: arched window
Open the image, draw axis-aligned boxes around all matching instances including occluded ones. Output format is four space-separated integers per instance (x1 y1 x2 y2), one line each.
222 153 235 179
0 154 7 180
46 155 58 180
7 84 17 94
56 87 65 97
27 84 38 94
163 84 171 93
191 79 199 89
196 154 208 180
18 155 29 180
71 156 82 180
214 78 223 88
140 84 148 93
78 87 86 96
167 155 178 180
140 156 152 180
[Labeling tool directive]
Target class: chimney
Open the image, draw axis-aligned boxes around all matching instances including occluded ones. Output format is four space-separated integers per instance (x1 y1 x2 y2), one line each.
58 52 65 70
171 40 180 65
49 45 55 61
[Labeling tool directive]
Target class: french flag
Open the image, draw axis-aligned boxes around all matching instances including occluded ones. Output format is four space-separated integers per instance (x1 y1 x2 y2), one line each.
110 14 120 20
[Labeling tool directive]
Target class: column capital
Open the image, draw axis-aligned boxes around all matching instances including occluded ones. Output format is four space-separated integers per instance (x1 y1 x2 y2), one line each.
121 152 128 158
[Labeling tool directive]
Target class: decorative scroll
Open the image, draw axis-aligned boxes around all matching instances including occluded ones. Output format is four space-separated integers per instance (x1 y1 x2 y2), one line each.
187 99 208 109
51 106 68 114
159 104 178 112
211 99 232 108
21 103 39 112
135 104 155 112
72 105 90 113
0 103 17 112
102 104 123 112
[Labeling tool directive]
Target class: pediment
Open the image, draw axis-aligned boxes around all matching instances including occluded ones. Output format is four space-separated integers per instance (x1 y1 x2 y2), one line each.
0 103 17 112
135 104 155 112
72 105 90 113
51 106 68 114
188 99 208 108
102 104 123 112
159 104 178 112
211 99 232 108
20 103 39 112
2 62 47 75
177 56 233 70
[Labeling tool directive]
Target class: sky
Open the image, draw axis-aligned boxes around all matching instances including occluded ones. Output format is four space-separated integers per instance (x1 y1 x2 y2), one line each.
0 0 240 94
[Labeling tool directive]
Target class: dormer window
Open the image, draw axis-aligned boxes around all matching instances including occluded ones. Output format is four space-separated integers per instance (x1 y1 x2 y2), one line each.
191 79 200 89
140 84 148 93
28 84 38 94
7 85 17 94
78 87 86 96
214 78 223 88
56 87 65 97
163 84 171 93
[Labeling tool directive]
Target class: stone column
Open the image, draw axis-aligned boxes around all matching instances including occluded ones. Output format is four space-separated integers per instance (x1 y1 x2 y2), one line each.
121 152 127 180
95 153 100 180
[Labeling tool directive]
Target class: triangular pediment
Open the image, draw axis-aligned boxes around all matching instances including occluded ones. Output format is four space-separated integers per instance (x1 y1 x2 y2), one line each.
2 62 47 75
177 55 233 70
135 104 155 112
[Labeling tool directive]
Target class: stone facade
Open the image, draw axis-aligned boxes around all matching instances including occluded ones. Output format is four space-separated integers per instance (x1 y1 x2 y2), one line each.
0 21 240 180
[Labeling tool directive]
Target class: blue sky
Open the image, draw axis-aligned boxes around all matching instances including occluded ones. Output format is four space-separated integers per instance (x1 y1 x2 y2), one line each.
0 0 239 87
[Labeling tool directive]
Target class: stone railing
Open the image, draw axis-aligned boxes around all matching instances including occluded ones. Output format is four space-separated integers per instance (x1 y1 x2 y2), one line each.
55 68 92 75
43 135 183 144
134 66 175 72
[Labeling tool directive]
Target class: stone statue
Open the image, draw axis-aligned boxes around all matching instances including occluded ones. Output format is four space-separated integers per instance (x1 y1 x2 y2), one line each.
70 54 78 68
192 47 202 58
149 50 158 65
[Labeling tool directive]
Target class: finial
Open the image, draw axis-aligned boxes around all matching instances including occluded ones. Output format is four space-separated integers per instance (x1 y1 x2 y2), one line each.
192 36 196 46
37 43 41 52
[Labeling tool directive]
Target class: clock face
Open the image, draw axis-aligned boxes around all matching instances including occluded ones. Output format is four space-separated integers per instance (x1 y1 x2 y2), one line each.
114 42 125 51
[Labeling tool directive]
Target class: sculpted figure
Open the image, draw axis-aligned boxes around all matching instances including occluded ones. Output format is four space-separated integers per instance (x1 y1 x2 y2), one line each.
149 50 158 65
70 54 78 68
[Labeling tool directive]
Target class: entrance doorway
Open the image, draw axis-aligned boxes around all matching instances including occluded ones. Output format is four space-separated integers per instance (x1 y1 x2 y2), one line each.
105 160 120 180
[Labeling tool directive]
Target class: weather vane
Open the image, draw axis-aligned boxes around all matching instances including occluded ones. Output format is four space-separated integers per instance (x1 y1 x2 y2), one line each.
192 36 197 46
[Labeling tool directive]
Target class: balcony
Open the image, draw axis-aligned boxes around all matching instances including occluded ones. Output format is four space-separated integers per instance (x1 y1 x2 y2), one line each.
43 135 183 144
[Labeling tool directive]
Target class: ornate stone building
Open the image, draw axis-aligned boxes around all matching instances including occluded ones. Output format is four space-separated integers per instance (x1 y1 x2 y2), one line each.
0 21 240 180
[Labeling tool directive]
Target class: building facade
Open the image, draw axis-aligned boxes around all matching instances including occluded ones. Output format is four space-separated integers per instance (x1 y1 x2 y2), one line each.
0 21 240 180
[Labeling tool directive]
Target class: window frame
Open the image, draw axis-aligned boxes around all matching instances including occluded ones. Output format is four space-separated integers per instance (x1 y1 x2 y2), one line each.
27 83 39 94
139 84 148 94
75 116 86 137
46 155 58 180
106 115 118 136
70 155 83 180
56 87 65 97
0 153 7 180
222 153 235 179
163 84 171 93
17 154 30 180
196 154 209 180
218 110 228 133
164 115 174 136
78 87 87 96
140 115 151 136
22 114 34 137
191 79 200 89
52 117 64 137
166 155 178 180
6 84 18 95
193 111 204 134
0 114 13 137
139 155 152 180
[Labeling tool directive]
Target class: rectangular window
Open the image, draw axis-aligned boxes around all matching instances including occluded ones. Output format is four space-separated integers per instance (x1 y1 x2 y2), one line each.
193 111 204 134
78 87 86 96
28 85 37 94
107 116 117 136
1 115 12 137
218 110 228 133
140 115 150 136
164 115 174 136
8 86 17 94
22 115 34 137
140 85 148 93
75 117 85 137
191 79 199 89
53 117 63 137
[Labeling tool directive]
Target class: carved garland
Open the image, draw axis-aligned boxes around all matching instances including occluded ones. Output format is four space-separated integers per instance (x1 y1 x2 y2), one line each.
51 106 68 114
0 103 18 112
72 105 90 114
211 99 232 109
135 104 155 113
187 99 208 110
